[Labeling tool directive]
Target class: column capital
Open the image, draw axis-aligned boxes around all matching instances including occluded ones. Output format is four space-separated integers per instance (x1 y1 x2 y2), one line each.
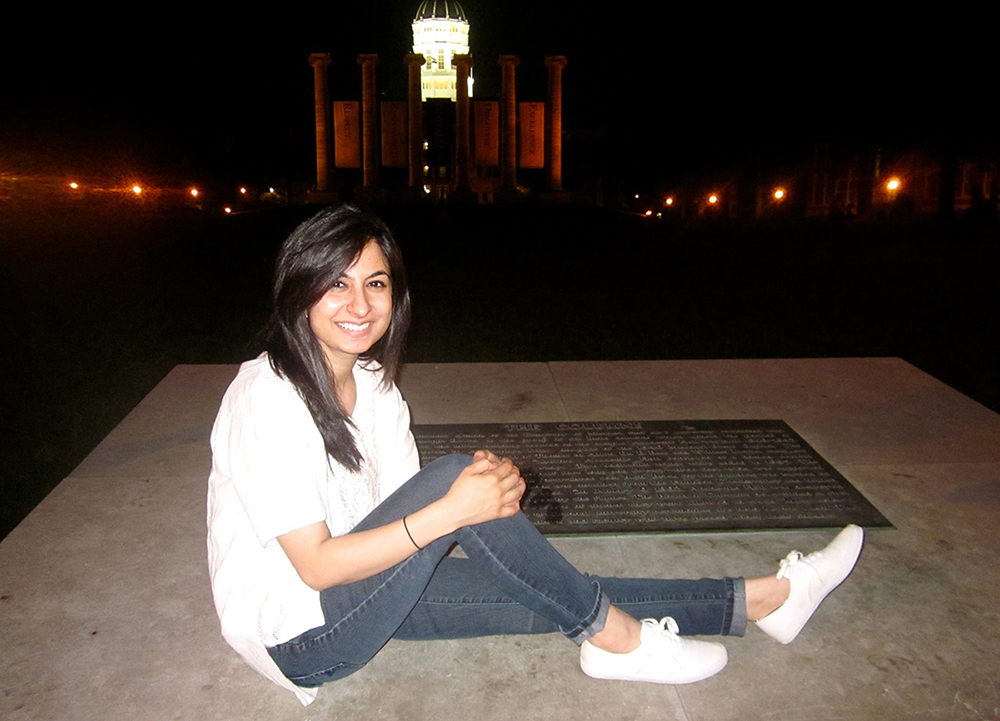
497 54 520 68
357 53 380 66
453 53 473 69
404 53 426 67
544 55 567 70
308 52 331 69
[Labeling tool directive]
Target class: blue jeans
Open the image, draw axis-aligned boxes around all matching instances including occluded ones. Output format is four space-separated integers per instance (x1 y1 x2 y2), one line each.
267 455 747 687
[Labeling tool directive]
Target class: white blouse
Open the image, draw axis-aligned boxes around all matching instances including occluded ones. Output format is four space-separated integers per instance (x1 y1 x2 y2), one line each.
206 353 420 705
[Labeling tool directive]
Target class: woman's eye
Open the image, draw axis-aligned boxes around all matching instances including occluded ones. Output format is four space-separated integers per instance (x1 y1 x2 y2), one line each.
368 280 388 288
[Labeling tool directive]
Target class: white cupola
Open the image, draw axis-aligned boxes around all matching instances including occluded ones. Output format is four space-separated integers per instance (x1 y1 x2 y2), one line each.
412 0 473 101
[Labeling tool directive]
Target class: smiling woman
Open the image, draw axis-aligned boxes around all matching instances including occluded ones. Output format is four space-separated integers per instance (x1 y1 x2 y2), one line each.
206 204 864 707
260 205 411 473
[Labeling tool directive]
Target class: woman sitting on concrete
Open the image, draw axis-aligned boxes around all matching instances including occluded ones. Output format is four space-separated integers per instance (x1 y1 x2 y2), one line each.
206 204 864 705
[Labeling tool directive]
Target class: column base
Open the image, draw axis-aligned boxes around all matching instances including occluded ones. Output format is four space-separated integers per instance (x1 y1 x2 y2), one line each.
353 187 387 205
306 189 340 204
394 186 432 204
495 186 530 203
448 186 478 205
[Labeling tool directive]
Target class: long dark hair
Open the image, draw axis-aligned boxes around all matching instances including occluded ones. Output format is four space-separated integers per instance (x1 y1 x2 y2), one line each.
263 204 411 472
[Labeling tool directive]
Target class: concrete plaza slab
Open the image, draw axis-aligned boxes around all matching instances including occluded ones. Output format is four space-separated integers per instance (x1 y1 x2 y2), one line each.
2 358 998 721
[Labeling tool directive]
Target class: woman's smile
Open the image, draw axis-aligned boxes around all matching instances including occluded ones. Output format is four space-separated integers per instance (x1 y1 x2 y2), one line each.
336 321 372 332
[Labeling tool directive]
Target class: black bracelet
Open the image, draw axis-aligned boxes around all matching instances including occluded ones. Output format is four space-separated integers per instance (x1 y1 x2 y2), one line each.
402 515 423 550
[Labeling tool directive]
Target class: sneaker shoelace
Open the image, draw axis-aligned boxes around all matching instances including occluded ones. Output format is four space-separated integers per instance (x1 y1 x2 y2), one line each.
776 550 821 580
638 616 683 658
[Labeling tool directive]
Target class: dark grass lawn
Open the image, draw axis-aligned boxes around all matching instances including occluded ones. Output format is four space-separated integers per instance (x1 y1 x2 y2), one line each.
2 202 997 539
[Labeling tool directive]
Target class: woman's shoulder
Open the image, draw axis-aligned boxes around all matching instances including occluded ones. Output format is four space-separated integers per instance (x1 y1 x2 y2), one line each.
212 354 320 456
223 353 306 417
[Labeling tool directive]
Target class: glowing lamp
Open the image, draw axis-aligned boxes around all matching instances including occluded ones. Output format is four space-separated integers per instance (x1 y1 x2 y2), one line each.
69 182 79 189
239 187 247 194
644 210 653 216
190 188 199 197
886 178 900 191
665 197 674 206
634 194 640 199
773 188 785 200
268 187 275 193
708 194 718 204
223 206 232 214
132 185 142 195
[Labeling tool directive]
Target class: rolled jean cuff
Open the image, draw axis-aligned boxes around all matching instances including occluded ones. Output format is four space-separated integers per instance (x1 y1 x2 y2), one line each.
728 577 747 637
569 587 611 646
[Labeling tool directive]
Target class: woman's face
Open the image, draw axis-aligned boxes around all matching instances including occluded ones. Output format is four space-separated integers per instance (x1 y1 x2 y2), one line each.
308 241 392 373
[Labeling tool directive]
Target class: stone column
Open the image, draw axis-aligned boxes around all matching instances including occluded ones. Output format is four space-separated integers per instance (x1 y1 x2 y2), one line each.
357 54 379 190
544 55 567 193
308 53 332 192
498 55 520 194
404 54 425 190
453 54 473 199
937 147 957 218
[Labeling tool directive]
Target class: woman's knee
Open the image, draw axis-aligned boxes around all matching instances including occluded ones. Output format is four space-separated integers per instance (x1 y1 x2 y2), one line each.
425 453 474 474
407 454 472 501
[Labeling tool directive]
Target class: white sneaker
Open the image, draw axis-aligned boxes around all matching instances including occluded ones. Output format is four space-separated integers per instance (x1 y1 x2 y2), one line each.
580 616 728 684
756 524 864 644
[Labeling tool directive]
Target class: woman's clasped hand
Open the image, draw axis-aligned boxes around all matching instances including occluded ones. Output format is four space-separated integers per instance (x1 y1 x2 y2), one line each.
440 450 527 530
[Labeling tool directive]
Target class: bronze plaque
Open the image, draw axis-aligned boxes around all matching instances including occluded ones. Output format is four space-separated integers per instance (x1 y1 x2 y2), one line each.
380 101 407 168
518 102 544 169
413 420 891 535
334 100 361 169
474 100 499 166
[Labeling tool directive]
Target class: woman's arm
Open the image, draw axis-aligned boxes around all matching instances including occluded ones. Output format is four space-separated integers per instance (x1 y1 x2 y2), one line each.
277 454 524 591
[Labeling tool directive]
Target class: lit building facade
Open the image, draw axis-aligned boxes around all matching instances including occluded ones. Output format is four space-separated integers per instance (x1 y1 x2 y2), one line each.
412 0 473 101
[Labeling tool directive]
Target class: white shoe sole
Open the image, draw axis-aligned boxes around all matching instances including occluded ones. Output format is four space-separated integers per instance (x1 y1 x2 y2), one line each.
580 640 728 684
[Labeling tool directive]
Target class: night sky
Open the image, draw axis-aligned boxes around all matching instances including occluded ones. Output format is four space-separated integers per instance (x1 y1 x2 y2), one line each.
2 4 994 190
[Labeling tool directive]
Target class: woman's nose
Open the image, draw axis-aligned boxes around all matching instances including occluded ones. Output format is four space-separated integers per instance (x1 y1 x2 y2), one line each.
347 286 370 315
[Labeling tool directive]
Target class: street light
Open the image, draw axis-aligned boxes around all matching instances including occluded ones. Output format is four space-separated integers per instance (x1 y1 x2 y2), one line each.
773 188 786 200
69 182 79 189
132 185 143 195
190 188 200 197
708 194 718 204
665 197 674 206
886 178 901 191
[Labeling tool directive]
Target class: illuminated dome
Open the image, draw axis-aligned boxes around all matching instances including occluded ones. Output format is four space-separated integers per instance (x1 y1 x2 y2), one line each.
412 1 472 101
414 0 467 21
